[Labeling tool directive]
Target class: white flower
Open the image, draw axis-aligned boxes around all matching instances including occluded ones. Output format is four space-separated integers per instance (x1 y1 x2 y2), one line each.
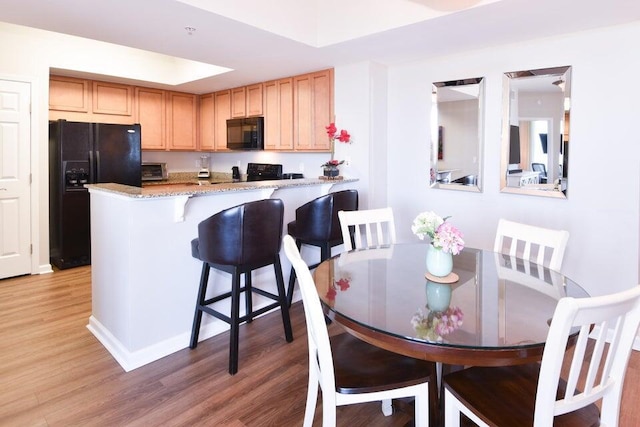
411 211 444 240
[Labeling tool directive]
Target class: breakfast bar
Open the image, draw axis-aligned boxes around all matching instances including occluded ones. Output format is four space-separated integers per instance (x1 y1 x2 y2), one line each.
86 178 357 371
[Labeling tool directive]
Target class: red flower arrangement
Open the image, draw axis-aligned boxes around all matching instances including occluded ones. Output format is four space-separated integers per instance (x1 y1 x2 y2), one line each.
326 122 351 144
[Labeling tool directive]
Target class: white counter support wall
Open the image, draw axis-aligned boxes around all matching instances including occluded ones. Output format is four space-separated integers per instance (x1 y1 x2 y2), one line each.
87 180 355 371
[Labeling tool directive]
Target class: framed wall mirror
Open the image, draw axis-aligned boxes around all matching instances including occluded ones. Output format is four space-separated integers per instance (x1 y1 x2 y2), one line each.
430 77 484 192
500 66 571 198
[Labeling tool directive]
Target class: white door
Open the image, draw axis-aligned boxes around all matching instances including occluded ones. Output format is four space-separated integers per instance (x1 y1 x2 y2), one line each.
0 79 31 279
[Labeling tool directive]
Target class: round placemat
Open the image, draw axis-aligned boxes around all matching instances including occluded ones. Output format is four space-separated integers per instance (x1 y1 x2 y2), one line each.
425 271 459 284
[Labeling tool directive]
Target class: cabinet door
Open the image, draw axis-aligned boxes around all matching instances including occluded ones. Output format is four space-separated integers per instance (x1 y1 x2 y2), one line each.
214 90 231 150
231 87 246 118
167 91 197 150
135 87 166 150
92 81 133 116
264 78 293 150
49 76 90 112
199 93 215 151
246 83 263 116
293 69 333 151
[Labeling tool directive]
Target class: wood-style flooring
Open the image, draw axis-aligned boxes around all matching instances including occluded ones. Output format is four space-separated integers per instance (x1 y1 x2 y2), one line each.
1 266 639 426
0 266 416 426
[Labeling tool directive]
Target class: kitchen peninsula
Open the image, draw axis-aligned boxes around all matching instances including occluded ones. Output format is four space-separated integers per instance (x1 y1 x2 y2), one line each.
86 178 357 371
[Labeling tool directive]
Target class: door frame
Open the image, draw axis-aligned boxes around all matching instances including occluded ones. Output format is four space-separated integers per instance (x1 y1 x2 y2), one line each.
1 73 51 276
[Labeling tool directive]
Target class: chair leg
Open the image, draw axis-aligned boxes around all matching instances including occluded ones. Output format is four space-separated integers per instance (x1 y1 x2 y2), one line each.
229 267 242 375
286 239 303 307
303 369 320 427
190 262 210 349
381 399 393 416
274 255 293 342
245 270 253 323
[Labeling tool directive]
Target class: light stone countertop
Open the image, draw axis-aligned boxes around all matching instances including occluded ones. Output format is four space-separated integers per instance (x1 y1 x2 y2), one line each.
86 177 358 198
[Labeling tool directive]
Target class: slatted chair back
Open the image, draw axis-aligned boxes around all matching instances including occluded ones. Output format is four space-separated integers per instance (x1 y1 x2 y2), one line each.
493 218 569 271
338 207 396 251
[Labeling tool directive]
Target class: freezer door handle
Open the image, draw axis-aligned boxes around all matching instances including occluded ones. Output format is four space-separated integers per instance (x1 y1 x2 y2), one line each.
94 150 100 182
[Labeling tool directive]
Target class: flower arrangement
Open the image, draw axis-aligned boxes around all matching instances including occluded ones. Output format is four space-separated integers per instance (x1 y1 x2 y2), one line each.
411 306 464 342
326 122 351 144
411 211 465 255
321 159 344 168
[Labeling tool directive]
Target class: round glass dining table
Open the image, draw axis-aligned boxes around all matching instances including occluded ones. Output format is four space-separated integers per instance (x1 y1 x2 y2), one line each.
312 243 589 367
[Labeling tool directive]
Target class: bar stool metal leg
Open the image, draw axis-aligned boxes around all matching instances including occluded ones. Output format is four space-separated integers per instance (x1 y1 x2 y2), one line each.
274 255 293 342
229 266 242 375
190 262 210 349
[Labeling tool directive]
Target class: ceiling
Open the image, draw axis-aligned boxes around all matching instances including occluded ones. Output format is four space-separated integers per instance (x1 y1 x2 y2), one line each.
1 0 639 94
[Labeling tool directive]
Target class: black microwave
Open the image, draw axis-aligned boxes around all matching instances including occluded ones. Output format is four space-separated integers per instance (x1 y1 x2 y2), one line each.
227 117 264 150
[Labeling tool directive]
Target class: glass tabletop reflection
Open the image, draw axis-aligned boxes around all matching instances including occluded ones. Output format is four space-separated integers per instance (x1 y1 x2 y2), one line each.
313 243 589 353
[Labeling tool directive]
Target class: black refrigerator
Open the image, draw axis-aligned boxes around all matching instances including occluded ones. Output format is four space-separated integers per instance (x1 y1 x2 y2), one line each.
49 119 142 269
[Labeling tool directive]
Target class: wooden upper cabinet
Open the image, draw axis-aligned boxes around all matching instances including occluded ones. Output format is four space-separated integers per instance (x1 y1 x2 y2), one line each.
294 69 333 151
49 76 90 112
166 91 197 151
135 87 166 150
92 81 133 116
246 83 263 117
231 83 263 118
231 87 246 118
264 78 293 150
198 93 215 151
214 90 231 150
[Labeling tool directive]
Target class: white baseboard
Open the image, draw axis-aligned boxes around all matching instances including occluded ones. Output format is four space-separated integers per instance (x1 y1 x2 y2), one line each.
87 315 234 372
86 293 302 372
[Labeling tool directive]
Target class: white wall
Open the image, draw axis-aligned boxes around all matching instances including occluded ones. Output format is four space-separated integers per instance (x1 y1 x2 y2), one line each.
380 22 640 297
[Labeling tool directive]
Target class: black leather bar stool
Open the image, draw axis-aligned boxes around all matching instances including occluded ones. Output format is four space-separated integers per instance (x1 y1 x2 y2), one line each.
286 190 358 306
190 198 293 375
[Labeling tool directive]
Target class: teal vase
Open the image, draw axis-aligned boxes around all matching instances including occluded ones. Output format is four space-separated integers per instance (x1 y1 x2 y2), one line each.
426 281 452 312
426 244 453 277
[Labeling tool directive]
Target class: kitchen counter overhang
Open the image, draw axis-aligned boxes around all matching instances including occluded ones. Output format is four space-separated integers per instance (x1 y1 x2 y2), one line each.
86 177 358 372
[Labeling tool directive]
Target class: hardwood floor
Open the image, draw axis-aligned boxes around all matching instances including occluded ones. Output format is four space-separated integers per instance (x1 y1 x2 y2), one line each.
0 267 415 426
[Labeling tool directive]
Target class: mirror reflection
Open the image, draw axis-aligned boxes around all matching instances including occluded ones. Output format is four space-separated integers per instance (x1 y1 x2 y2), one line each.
430 77 484 192
501 66 571 198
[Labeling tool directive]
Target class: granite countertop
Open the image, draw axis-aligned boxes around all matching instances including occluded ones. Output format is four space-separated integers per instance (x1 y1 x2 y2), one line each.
87 176 357 198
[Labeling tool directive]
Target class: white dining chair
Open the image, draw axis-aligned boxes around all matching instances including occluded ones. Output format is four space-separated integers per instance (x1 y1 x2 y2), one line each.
443 285 640 427
282 234 432 427
338 207 396 251
493 218 569 271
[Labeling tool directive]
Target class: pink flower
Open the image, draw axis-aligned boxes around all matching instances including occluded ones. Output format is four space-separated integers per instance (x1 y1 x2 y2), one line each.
433 222 465 255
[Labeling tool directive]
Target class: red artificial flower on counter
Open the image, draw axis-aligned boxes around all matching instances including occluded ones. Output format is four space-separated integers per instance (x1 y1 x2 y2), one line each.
326 122 338 139
336 129 351 143
326 122 351 144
